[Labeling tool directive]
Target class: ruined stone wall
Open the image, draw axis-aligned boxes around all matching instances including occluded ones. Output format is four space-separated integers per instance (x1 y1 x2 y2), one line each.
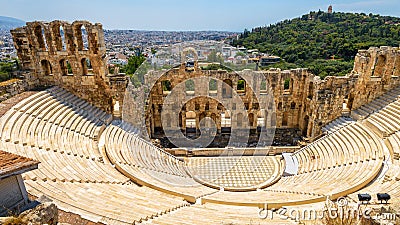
351 46 400 110
11 20 128 114
144 46 400 140
145 64 350 140
0 79 29 102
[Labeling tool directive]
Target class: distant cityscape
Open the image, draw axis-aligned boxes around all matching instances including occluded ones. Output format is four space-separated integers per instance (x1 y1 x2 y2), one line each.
1 26 282 70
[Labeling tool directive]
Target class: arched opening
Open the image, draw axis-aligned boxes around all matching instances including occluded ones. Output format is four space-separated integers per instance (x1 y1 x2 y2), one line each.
209 79 217 95
290 102 296 109
60 59 72 76
237 79 246 94
41 60 52 76
284 78 290 90
75 24 89 51
81 58 93 75
222 79 232 98
185 79 195 95
161 80 172 94
52 24 67 51
34 25 48 51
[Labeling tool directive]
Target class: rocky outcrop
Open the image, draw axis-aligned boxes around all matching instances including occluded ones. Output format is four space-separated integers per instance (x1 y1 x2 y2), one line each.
17 202 57 225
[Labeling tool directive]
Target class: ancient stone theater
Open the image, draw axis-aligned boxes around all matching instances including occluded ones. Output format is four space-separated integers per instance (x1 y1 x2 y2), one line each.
0 20 399 224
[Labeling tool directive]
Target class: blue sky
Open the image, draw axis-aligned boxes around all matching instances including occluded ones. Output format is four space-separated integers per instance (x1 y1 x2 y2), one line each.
1 0 399 31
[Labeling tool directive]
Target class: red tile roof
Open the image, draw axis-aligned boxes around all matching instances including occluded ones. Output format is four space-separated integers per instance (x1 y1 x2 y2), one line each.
0 150 39 179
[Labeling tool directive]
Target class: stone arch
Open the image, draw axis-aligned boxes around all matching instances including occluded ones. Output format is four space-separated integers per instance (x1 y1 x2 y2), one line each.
73 21 91 51
40 59 52 76
59 59 72 76
81 58 92 75
161 80 172 94
50 22 68 51
237 78 246 93
33 24 48 51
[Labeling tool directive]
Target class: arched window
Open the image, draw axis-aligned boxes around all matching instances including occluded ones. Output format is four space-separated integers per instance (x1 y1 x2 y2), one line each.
284 78 290 90
75 24 89 51
237 79 246 93
161 80 172 94
34 25 48 51
60 59 72 76
51 24 67 51
81 58 93 75
41 60 52 76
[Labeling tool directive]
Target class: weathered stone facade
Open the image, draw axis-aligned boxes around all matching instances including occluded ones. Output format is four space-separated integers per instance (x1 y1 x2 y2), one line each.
0 79 28 102
10 20 127 114
10 20 400 141
144 46 400 141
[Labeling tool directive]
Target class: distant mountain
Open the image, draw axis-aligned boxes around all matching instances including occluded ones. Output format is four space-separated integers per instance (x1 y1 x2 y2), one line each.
0 16 25 30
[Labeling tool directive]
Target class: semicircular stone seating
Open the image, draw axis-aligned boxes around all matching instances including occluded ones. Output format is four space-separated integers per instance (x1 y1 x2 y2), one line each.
347 85 400 205
1 85 398 224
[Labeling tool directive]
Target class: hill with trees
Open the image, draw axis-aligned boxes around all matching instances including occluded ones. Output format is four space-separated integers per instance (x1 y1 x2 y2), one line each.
232 11 400 78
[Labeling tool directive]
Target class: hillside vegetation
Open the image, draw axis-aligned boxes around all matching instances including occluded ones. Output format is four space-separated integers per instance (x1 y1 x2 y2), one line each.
233 11 400 78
